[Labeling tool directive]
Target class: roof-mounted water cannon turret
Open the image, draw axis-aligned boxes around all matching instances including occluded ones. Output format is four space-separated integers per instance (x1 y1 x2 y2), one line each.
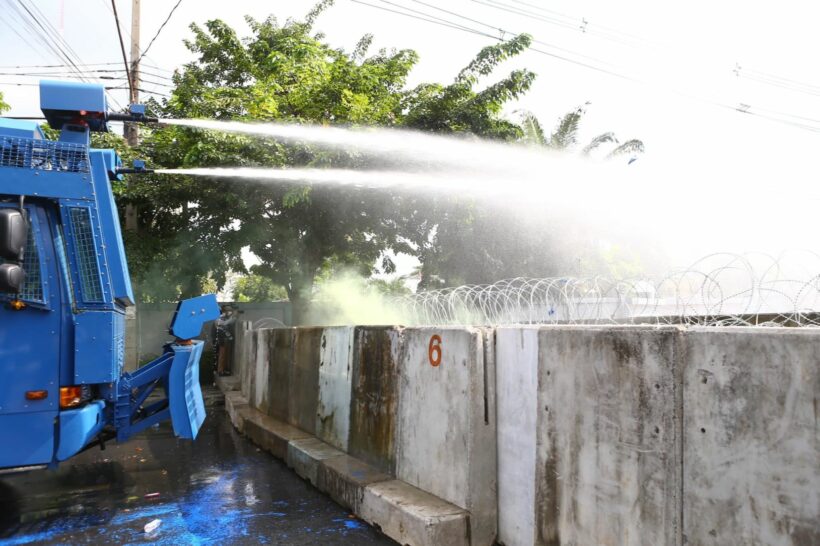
39 81 157 139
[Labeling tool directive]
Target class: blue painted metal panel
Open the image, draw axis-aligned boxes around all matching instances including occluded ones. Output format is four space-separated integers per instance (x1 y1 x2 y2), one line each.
40 80 107 112
40 80 108 132
0 118 45 139
0 167 95 200
168 341 207 440
170 294 220 340
56 400 105 461
0 207 61 416
0 412 55 467
74 311 122 384
89 150 133 305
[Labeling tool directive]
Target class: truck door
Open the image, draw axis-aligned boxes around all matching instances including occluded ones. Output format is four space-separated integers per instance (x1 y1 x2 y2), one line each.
0 204 63 468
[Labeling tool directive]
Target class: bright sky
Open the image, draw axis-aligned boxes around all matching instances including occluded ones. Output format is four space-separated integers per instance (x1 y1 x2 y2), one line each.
2 1 819 161
2 0 819 270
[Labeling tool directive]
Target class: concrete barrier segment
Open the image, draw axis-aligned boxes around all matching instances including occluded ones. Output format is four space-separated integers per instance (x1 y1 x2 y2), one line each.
316 326 355 451
397 327 497 546
495 326 540 546
252 328 271 412
360 480 471 546
267 328 294 421
348 327 402 475
234 321 254 400
535 325 683 546
683 327 819 545
289 327 323 434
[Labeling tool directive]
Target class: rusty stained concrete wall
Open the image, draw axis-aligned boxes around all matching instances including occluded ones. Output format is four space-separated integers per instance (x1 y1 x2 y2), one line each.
348 327 402 476
290 327 323 435
683 328 819 546
232 322 819 546
316 326 355 451
536 326 683 546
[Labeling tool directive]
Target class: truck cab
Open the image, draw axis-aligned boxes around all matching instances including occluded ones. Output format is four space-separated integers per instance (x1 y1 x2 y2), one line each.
0 81 218 472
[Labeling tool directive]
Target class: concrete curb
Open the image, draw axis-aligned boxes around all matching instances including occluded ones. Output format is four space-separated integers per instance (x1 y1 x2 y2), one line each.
220 386 472 546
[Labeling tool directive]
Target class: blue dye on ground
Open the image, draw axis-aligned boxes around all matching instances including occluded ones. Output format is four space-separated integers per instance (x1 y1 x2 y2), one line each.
0 406 395 545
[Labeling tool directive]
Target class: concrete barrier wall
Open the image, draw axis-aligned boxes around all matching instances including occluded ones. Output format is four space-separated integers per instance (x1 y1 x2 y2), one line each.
683 328 819 545
535 326 682 546
232 323 819 546
290 328 322 434
348 327 402 475
316 326 354 451
397 327 497 546
496 327 539 546
494 325 818 546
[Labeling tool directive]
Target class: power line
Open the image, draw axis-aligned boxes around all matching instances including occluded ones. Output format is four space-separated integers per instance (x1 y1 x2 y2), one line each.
478 0 820 99
137 0 184 63
411 0 622 69
350 0 820 134
110 0 134 100
6 0 125 110
350 0 496 38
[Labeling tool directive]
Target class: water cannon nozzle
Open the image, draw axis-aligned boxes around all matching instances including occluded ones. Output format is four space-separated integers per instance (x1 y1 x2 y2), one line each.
116 159 154 175
107 104 159 124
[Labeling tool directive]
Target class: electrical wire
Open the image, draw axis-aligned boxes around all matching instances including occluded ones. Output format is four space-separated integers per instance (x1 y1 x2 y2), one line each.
136 0 184 64
5 0 125 110
351 0 820 134
110 0 134 100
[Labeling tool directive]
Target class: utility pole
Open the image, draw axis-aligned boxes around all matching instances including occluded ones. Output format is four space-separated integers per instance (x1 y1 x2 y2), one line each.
124 0 141 372
124 0 140 231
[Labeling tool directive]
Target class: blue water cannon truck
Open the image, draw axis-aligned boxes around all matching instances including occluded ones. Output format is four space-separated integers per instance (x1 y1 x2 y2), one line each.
0 80 219 473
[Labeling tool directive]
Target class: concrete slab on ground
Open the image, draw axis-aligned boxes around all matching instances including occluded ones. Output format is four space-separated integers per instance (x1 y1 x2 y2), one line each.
287 437 346 487
360 480 471 546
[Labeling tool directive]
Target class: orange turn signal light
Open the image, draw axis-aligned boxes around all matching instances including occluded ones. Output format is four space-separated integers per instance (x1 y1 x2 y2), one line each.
60 386 83 409
9 300 26 311
25 390 48 401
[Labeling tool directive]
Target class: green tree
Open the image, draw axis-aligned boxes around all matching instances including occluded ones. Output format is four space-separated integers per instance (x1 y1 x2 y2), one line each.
124 2 535 321
232 274 288 302
0 92 8 114
519 104 644 158
125 4 421 319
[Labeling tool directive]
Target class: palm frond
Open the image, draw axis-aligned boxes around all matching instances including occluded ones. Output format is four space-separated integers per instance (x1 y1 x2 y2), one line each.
605 139 645 158
548 105 586 150
581 132 617 155
516 110 546 145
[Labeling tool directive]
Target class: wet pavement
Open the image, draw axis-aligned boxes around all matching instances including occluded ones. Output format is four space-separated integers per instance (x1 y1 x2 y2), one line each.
0 398 396 545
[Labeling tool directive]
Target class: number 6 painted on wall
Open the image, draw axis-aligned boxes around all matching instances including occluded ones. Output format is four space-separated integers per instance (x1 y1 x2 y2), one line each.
428 334 442 367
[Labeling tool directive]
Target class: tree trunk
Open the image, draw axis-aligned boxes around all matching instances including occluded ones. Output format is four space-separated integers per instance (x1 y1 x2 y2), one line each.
286 274 315 326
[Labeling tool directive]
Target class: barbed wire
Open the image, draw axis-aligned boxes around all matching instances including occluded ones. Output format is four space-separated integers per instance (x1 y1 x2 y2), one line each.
396 252 820 327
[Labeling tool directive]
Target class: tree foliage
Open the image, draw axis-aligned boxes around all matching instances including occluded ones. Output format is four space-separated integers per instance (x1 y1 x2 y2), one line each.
0 92 8 114
519 104 645 158
232 274 288 302
116 3 535 321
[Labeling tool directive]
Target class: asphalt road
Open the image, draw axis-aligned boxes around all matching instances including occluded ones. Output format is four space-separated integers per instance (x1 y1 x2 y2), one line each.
0 401 396 545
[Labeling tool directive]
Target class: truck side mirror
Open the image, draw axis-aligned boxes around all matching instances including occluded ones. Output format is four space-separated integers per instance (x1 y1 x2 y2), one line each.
0 263 25 293
0 209 27 261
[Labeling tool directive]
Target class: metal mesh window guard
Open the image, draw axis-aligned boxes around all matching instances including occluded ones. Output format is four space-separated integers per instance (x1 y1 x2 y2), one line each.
0 137 89 173
69 207 104 302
